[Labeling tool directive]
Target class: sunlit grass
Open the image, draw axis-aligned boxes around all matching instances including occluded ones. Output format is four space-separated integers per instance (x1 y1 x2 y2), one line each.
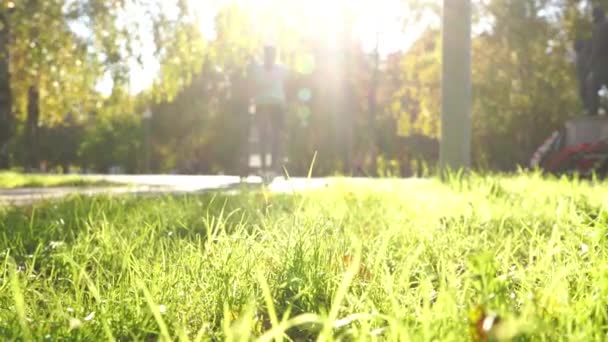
1 174 607 340
0 172 117 189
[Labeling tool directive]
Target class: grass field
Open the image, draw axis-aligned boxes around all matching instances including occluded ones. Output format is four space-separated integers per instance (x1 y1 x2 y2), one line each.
1 174 608 340
0 172 117 189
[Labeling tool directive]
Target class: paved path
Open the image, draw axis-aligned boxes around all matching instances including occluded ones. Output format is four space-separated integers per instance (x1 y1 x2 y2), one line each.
90 175 333 193
0 175 333 206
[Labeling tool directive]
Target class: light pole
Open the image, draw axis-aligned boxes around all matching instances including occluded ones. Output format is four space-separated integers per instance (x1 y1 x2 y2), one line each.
440 0 472 173
143 108 152 174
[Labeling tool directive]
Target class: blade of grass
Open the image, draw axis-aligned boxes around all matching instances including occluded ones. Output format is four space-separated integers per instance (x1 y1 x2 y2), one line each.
10 260 33 341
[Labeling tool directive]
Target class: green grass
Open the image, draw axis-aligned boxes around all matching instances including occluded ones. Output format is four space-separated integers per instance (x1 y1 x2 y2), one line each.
0 172 118 188
1 174 608 340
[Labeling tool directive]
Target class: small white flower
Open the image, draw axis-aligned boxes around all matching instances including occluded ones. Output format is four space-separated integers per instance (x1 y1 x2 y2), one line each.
482 314 498 332
49 241 64 249
581 243 590 255
178 291 185 297
66 307 74 313
159 305 167 314
69 318 82 331
83 312 95 321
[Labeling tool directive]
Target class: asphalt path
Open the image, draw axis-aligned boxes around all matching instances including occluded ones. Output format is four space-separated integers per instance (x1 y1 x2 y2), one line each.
0 175 333 205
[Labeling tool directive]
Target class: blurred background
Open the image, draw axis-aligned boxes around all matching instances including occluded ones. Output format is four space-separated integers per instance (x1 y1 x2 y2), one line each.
0 0 602 177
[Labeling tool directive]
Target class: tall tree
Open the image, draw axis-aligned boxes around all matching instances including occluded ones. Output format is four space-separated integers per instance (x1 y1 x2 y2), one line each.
0 5 12 169
0 0 199 169
471 0 579 169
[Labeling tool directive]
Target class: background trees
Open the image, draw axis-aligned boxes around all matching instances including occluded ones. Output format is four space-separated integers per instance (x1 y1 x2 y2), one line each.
0 0 604 175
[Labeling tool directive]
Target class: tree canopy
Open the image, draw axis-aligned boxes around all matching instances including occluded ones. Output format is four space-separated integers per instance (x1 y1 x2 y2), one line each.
0 0 605 175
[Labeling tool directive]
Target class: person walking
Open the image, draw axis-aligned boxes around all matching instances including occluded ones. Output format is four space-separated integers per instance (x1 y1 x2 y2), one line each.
586 7 608 115
248 45 289 181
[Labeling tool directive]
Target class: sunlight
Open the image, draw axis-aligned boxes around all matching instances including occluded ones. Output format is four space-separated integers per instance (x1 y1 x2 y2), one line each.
112 0 420 95
188 0 413 55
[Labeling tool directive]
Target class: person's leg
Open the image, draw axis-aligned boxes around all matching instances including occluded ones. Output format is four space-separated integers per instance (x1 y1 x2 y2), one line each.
269 105 284 175
240 107 251 179
580 78 589 113
600 70 608 112
256 107 270 173
586 73 600 116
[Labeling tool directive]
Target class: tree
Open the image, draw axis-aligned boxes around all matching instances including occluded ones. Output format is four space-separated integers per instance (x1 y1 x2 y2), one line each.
5 0 117 169
0 0 203 170
0 5 12 169
471 0 579 169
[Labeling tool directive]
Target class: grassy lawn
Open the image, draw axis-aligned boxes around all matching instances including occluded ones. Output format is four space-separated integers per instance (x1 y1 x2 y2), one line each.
1 174 607 340
0 172 117 189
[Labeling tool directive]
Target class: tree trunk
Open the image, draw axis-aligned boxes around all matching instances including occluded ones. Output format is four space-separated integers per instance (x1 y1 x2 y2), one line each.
26 86 40 171
0 11 13 169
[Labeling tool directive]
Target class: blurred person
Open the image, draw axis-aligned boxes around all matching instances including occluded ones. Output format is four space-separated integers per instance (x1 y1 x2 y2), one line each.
574 38 591 111
248 45 289 180
586 7 608 115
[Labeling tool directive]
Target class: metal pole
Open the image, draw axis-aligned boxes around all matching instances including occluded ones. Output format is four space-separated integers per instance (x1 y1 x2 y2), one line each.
440 0 472 173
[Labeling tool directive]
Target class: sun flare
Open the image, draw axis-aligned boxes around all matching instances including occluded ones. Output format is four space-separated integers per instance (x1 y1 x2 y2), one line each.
188 0 413 55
